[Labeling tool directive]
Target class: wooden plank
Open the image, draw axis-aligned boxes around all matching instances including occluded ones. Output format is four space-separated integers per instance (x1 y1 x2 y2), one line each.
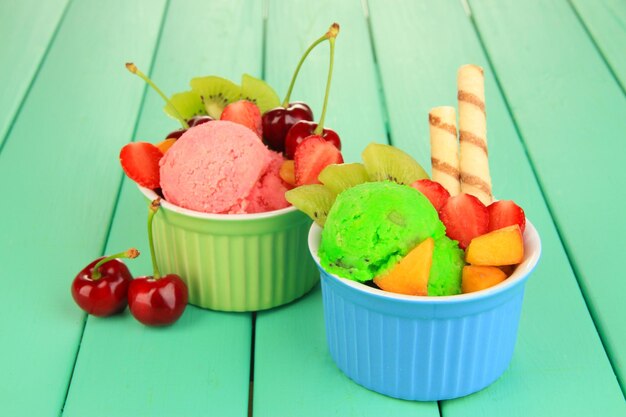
62 1 264 416
367 0 626 415
0 0 167 415
468 0 626 399
255 1 438 416
0 0 68 147
570 0 626 92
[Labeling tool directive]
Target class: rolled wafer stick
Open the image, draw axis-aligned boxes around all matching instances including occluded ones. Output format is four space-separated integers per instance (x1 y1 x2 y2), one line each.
429 106 460 195
458 64 493 205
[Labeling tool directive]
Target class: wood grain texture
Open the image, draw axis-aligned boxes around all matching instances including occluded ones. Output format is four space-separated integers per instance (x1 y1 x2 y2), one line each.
0 0 167 415
469 0 626 399
255 1 437 416
0 0 68 147
62 1 264 416
570 0 626 92
368 0 626 415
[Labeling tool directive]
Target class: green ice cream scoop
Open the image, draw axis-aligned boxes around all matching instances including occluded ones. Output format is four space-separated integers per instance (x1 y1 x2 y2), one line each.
428 236 465 296
319 181 445 282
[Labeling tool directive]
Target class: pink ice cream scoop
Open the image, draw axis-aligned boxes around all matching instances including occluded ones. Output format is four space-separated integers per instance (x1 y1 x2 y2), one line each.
159 120 290 214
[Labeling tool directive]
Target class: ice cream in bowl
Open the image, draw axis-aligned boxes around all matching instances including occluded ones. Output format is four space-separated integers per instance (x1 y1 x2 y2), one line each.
286 64 541 400
135 121 318 311
305 181 541 401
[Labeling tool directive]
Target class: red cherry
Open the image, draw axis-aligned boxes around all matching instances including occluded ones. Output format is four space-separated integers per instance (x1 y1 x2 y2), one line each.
165 115 213 139
262 102 314 152
284 120 341 159
71 249 139 317
188 115 213 127
166 129 185 140
127 198 188 326
128 274 188 326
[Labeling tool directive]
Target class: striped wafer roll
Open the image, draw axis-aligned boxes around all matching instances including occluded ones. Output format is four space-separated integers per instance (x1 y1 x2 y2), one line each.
429 106 460 195
458 64 493 205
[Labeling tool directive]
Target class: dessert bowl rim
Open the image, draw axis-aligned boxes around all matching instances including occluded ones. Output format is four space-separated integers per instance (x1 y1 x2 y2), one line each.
308 219 541 304
138 186 297 221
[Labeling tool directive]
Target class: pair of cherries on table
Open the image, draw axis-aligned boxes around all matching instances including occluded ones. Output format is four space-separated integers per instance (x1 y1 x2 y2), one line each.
71 199 188 326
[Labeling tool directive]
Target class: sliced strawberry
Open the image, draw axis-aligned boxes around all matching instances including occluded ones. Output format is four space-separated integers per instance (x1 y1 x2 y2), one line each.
294 135 343 186
488 200 526 233
439 193 489 249
119 142 163 189
411 179 451 212
220 100 262 138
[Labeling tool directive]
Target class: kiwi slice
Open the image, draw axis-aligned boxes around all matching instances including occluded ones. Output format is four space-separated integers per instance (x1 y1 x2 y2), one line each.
285 184 336 226
362 143 429 185
240 74 280 114
190 76 241 119
164 90 206 121
318 163 369 195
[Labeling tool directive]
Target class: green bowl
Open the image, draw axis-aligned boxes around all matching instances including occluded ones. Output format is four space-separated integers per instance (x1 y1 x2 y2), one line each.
139 186 318 311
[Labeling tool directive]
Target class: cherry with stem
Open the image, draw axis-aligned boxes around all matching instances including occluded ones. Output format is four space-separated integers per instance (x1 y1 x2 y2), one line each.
262 23 341 152
284 24 341 159
128 198 188 326
71 248 140 317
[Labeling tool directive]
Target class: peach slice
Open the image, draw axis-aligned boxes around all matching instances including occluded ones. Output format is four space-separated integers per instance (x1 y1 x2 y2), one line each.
156 138 177 154
279 160 296 186
374 238 434 295
462 265 507 293
465 225 524 266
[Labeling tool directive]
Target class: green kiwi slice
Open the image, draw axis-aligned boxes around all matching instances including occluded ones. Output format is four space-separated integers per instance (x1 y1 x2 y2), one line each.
190 76 241 119
362 143 429 185
164 90 206 121
285 184 336 226
239 74 280 113
318 163 369 195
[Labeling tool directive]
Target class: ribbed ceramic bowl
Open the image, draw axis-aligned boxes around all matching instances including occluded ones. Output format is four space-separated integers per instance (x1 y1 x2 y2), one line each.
308 220 541 401
139 186 318 311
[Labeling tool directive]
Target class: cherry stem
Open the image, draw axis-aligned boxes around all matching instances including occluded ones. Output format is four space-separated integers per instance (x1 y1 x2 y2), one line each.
147 198 162 280
91 248 140 280
314 24 339 136
281 23 338 107
126 63 190 129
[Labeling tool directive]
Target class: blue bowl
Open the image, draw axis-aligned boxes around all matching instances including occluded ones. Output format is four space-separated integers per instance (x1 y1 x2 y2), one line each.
308 221 541 401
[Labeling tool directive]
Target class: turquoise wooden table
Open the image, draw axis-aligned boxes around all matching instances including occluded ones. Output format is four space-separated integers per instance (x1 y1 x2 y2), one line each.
1 0 625 416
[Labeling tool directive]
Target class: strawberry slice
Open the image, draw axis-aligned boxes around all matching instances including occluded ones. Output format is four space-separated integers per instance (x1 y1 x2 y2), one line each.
220 100 262 138
439 193 489 249
411 179 451 212
294 135 343 186
488 200 526 233
119 142 163 189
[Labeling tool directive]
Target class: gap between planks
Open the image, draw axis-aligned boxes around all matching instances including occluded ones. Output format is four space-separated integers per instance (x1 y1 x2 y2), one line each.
248 312 257 417
58 0 173 414
362 0 393 145
566 0 626 96
0 0 72 156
